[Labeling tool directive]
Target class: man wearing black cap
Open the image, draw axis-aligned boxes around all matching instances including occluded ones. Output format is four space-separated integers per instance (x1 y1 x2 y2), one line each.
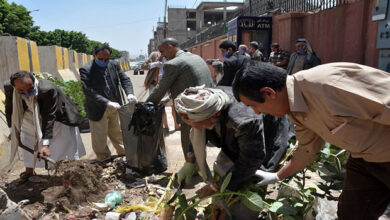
269 42 290 69
249 41 265 61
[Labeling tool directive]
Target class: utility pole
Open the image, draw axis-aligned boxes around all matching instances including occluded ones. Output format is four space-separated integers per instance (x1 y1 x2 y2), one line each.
164 0 167 38
223 0 227 21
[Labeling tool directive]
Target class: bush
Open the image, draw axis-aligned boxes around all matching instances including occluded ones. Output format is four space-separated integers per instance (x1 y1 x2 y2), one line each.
34 72 86 117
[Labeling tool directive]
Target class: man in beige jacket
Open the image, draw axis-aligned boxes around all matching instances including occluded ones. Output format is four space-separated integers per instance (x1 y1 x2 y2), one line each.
232 61 390 220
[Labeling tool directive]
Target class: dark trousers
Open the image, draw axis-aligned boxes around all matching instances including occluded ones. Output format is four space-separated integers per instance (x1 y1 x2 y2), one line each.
338 157 390 220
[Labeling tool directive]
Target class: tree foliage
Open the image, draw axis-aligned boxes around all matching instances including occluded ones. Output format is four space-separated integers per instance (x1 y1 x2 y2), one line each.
0 0 33 37
0 0 124 59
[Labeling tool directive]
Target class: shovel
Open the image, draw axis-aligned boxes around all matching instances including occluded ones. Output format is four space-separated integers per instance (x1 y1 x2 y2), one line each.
18 142 56 170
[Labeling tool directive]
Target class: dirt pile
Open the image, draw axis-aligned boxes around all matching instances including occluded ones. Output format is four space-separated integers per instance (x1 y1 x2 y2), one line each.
42 160 108 209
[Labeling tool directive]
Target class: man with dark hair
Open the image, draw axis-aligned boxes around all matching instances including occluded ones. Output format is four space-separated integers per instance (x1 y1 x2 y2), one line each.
269 42 290 69
4 71 85 180
249 41 264 61
233 61 390 219
80 45 136 161
218 40 250 86
287 38 321 75
147 37 214 160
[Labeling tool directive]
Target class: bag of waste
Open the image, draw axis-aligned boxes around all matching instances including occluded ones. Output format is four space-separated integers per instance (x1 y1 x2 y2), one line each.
118 102 167 176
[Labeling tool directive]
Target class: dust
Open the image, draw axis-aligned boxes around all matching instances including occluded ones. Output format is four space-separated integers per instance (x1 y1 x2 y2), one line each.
42 160 108 209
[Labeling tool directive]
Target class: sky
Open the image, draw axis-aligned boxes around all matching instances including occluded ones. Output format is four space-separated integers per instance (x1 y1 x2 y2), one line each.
12 0 244 58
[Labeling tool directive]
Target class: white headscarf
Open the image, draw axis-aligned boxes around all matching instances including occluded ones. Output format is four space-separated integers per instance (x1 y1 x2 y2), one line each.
175 86 231 183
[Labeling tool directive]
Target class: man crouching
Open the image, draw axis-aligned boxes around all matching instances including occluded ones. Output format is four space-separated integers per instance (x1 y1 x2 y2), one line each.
174 86 294 219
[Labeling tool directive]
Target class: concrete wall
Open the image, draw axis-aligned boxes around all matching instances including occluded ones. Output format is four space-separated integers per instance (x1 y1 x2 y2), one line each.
69 50 80 80
38 45 78 81
0 36 40 90
272 0 378 67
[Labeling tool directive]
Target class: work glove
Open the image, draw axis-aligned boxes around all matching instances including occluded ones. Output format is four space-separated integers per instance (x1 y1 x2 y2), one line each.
255 170 280 186
149 61 161 69
177 162 196 185
107 101 121 109
127 94 138 104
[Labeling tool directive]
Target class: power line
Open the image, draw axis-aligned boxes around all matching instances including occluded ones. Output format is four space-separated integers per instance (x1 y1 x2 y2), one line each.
192 0 198 8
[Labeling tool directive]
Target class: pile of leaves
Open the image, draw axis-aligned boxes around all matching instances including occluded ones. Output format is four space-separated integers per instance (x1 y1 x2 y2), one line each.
34 72 86 117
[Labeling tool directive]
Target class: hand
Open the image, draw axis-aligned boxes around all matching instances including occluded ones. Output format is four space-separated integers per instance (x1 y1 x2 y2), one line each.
199 184 219 199
40 145 51 157
127 94 138 104
149 61 161 69
255 170 280 186
177 162 196 185
107 101 121 109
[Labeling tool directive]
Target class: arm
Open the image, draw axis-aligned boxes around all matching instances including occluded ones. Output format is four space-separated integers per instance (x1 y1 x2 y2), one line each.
217 61 231 86
116 63 134 95
146 63 178 104
79 67 110 105
278 122 324 179
226 121 266 191
39 88 58 140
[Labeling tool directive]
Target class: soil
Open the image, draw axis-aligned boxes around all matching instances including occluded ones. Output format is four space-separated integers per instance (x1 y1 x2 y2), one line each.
0 158 172 219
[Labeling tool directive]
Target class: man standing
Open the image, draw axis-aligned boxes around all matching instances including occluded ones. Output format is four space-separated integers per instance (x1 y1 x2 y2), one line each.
175 86 292 219
233 62 390 219
80 45 136 161
286 38 321 75
269 42 290 69
5 71 85 180
146 38 214 159
218 40 250 86
249 41 265 61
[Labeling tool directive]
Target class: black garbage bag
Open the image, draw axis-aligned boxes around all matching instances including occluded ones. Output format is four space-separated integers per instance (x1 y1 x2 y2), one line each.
129 102 158 136
118 102 167 176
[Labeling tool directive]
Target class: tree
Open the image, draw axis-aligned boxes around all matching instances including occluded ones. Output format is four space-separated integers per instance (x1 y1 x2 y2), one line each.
0 0 33 37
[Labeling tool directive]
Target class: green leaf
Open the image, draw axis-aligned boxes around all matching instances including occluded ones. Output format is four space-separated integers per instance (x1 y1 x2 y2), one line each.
220 172 232 193
241 191 263 212
269 202 298 215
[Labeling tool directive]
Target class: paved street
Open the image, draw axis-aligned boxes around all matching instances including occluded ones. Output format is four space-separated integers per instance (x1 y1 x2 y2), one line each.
80 70 220 176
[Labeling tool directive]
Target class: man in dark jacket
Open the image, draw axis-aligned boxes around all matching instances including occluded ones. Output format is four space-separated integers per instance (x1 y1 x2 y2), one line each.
80 45 135 161
5 71 85 179
218 40 250 86
175 86 293 219
287 38 321 75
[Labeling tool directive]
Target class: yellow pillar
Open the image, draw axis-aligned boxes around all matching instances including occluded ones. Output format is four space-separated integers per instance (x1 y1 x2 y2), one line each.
55 46 64 70
73 51 79 69
16 37 30 71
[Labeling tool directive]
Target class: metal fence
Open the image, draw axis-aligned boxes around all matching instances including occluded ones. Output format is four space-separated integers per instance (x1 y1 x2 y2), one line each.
180 0 355 49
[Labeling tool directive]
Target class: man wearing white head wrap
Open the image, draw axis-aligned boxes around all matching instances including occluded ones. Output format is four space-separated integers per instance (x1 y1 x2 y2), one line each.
287 38 321 75
175 86 293 201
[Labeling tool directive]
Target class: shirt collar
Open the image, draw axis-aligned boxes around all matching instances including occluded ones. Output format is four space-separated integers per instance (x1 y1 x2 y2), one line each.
286 75 309 113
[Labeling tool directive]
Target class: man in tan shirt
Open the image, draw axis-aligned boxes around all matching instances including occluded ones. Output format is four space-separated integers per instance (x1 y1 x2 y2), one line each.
232 61 390 219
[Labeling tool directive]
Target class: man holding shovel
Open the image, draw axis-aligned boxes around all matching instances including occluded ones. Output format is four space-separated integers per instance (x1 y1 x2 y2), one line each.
4 71 85 181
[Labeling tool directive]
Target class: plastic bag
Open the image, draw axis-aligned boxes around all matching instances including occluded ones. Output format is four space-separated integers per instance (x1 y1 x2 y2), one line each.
118 103 167 175
104 191 123 209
